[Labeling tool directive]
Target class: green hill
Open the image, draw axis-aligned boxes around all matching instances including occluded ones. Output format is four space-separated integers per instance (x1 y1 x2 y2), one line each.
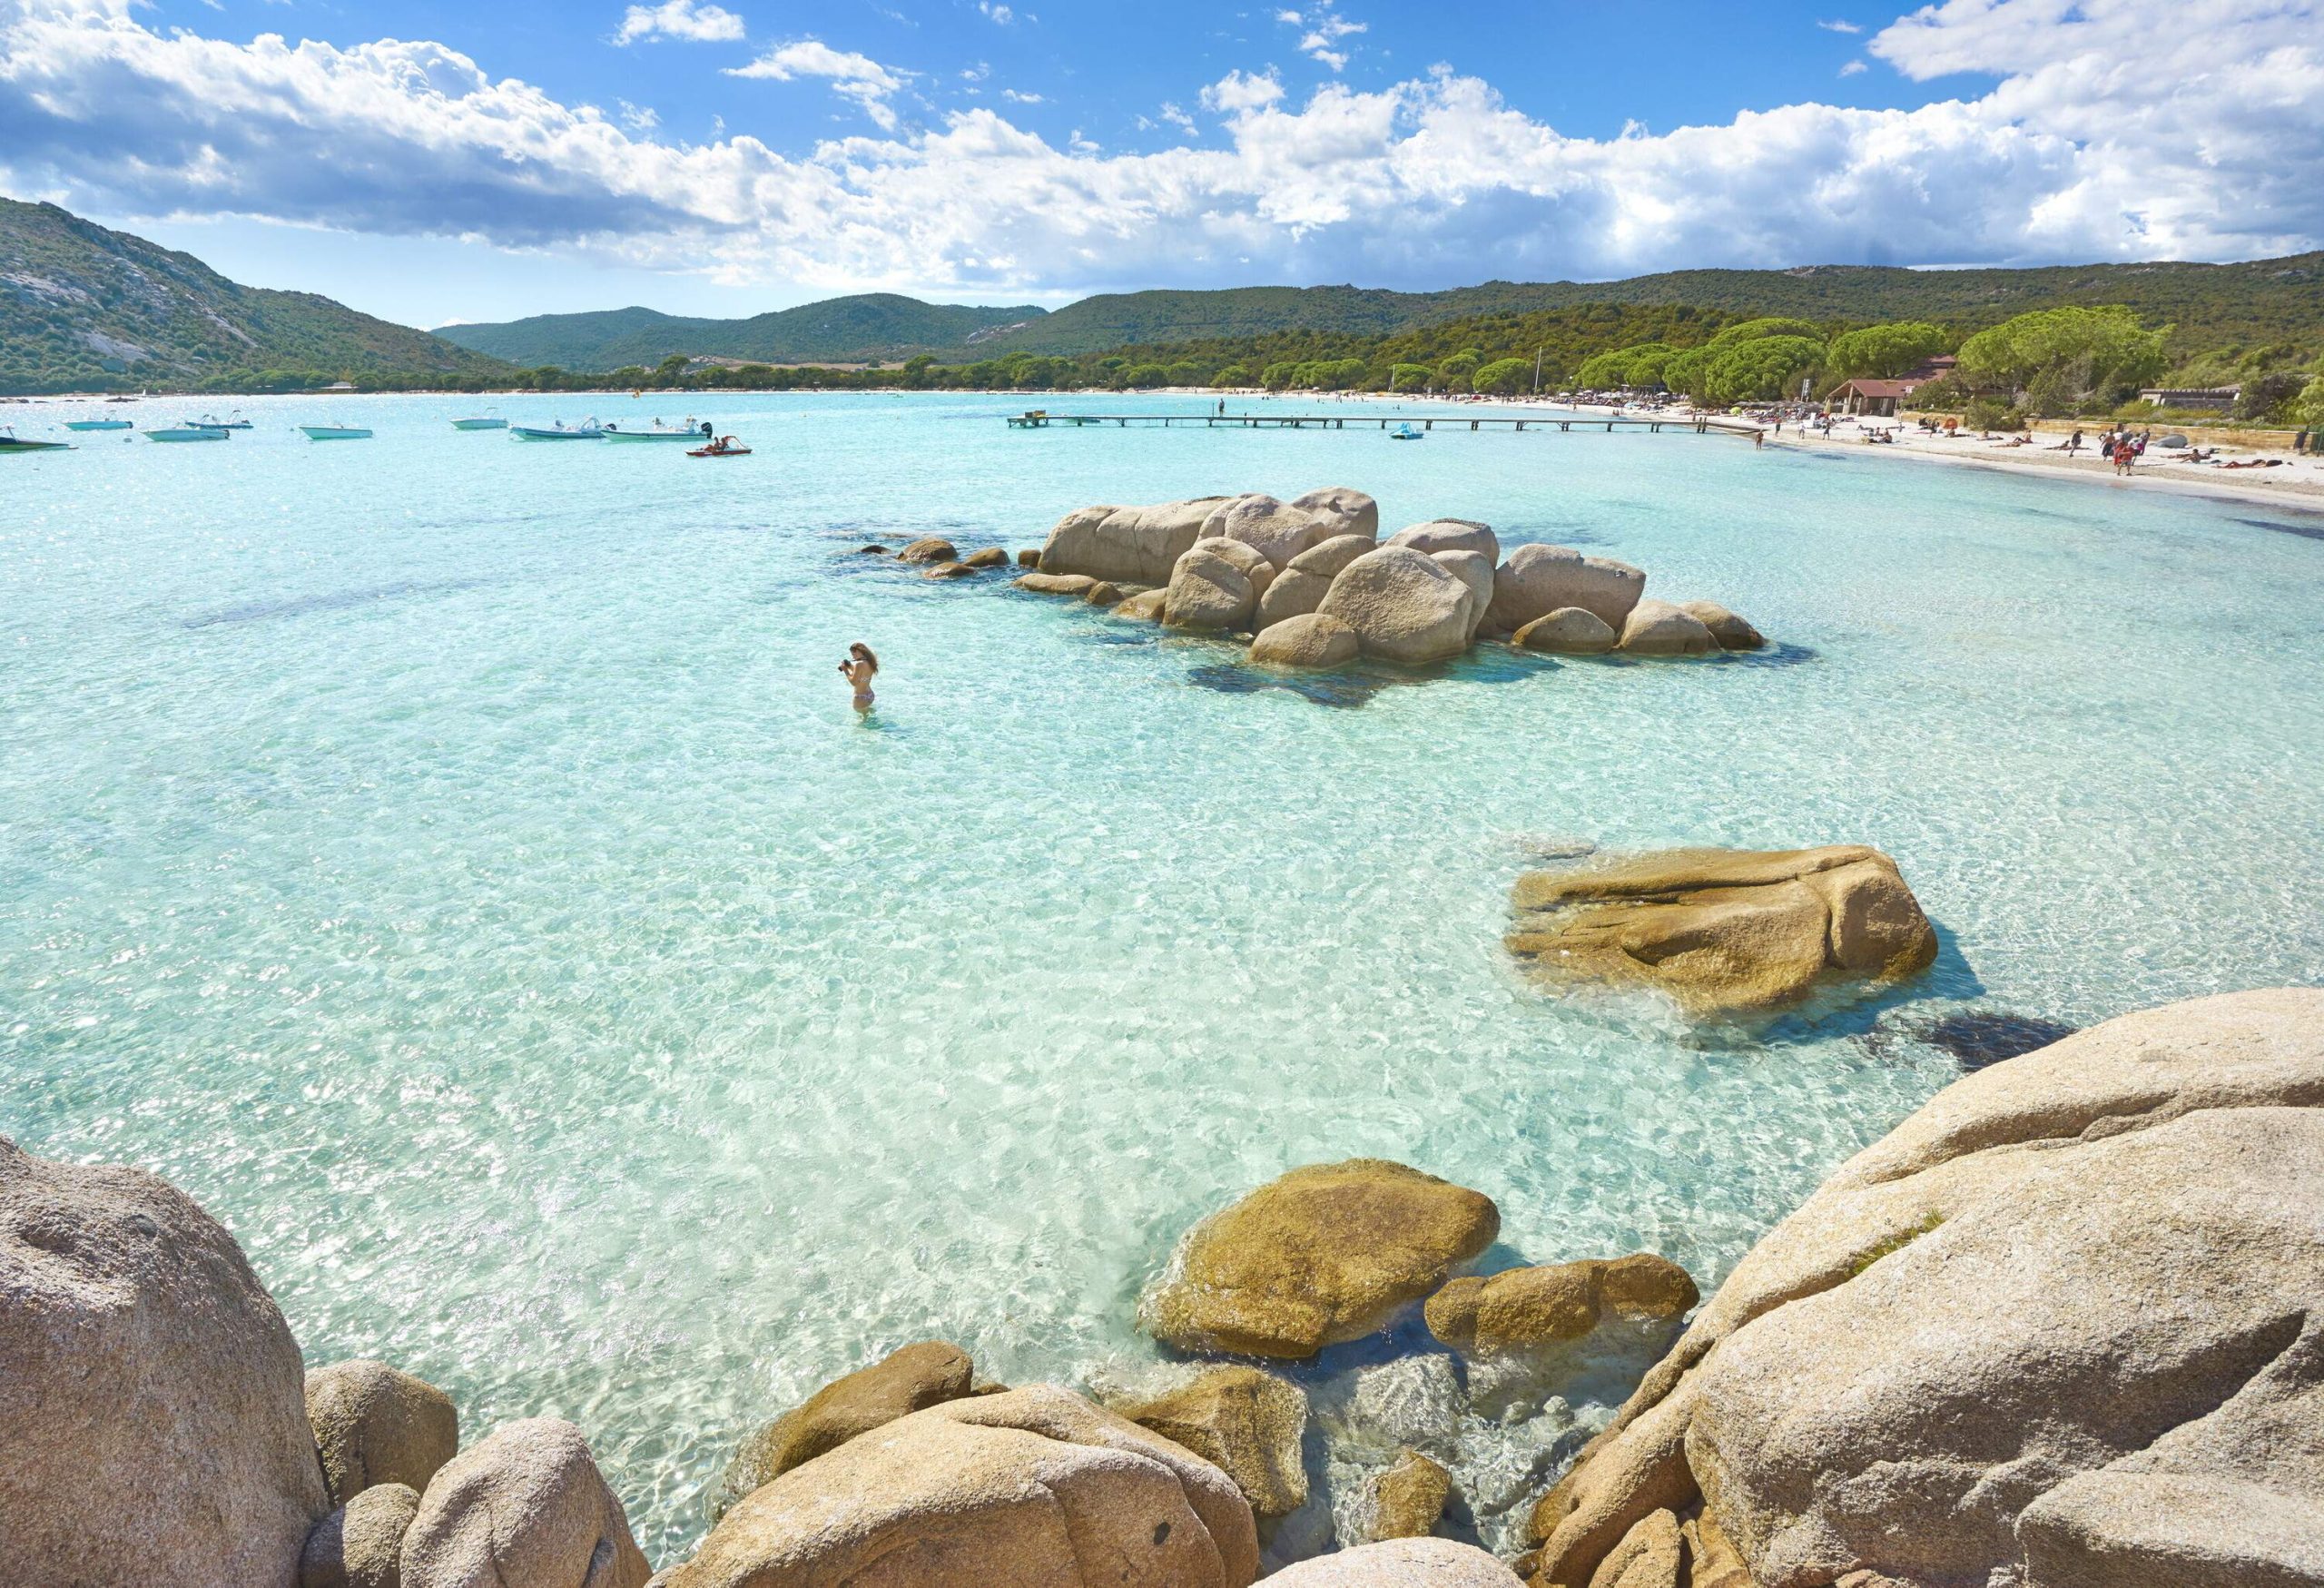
437 294 1048 370
978 260 2324 362
0 198 506 393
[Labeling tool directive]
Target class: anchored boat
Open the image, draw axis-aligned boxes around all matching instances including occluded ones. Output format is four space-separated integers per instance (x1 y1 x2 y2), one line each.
605 420 711 443
145 428 230 442
0 427 73 453
451 416 508 430
66 419 135 432
299 424 374 441
509 420 604 441
185 414 252 431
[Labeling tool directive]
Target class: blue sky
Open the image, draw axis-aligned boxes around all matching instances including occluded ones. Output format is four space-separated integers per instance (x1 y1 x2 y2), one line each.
4 0 2321 329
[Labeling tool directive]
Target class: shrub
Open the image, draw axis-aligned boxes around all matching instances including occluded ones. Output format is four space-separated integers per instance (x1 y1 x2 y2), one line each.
1473 357 1532 395
1212 364 1251 388
1390 362 1431 392
1964 396 2023 431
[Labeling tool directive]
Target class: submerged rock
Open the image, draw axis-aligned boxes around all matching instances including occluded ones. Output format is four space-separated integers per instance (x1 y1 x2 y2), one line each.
0 1138 331 1588
1916 1009 2079 1070
1252 613 1361 669
665 1386 1258 1588
1371 1451 1452 1541
922 560 979 579
1118 1365 1310 1519
1317 547 1475 666
1527 989 2324 1588
1505 845 1937 1017
722 1340 975 1509
307 1359 460 1506
400 1418 648 1588
1142 1160 1500 1358
962 546 1010 568
1512 607 1618 655
1425 1255 1697 1358
897 537 958 564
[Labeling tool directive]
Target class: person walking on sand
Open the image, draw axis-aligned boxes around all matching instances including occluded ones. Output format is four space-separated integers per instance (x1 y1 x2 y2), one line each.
839 642 879 712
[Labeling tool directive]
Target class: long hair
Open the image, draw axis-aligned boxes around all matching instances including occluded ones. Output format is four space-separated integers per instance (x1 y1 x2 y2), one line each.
850 642 880 675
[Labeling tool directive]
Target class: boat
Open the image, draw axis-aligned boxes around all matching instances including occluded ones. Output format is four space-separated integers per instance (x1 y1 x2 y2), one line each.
687 436 752 458
144 428 230 442
1391 423 1425 441
299 425 374 441
509 420 604 441
605 420 711 443
185 415 252 431
66 419 135 432
451 417 508 430
0 427 73 453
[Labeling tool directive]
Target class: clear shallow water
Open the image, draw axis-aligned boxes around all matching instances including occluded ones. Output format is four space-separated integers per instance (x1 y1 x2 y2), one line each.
5 392 2321 1556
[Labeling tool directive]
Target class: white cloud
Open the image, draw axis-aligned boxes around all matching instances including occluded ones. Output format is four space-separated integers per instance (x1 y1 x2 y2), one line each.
1199 68 1286 113
725 38 910 130
978 2 1014 22
617 99 660 129
1839 59 1867 75
1159 101 1197 133
1818 17 1864 33
4 0 2322 305
615 0 744 44
1280 3 1365 72
1001 87 1041 103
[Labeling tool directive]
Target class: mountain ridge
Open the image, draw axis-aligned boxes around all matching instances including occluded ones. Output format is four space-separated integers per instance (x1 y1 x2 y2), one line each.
434 294 1048 370
0 198 505 392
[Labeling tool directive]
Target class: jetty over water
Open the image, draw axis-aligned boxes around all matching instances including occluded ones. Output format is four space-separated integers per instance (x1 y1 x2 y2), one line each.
1004 409 1758 437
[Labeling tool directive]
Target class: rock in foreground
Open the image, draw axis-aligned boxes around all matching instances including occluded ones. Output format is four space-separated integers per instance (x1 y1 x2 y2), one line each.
1317 546 1475 665
665 1385 1259 1588
0 1137 331 1588
1252 613 1360 668
307 1359 460 1506
1505 845 1936 1017
1118 1365 1310 1518
1141 1159 1500 1358
721 1339 975 1509
400 1417 649 1588
1528 989 2324 1588
1265 1537 1526 1585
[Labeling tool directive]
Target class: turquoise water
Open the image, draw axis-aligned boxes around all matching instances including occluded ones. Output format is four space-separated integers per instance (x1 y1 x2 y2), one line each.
5 392 2321 1556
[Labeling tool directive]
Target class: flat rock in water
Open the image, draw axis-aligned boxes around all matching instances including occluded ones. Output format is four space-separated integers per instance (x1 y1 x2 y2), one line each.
1504 845 1937 1017
721 1340 974 1508
1527 989 2324 1588
665 1386 1258 1588
1141 1159 1500 1357
1918 1010 2079 1070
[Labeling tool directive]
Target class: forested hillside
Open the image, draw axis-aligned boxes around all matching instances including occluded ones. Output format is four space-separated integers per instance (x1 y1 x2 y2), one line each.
0 199 505 393
437 294 1047 370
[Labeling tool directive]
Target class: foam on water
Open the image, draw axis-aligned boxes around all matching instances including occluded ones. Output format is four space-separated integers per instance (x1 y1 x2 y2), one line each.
5 392 2321 1557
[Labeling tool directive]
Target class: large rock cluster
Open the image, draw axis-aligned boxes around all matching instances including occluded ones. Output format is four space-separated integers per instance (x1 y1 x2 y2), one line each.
0 1135 648 1588
1525 988 2324 1588
1505 845 1938 1018
1023 490 1766 671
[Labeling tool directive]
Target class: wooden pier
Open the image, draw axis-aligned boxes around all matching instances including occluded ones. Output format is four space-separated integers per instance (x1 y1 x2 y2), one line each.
1004 409 1755 437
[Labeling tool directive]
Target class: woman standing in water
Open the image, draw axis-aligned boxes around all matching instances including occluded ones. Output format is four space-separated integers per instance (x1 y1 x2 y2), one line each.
839 642 879 712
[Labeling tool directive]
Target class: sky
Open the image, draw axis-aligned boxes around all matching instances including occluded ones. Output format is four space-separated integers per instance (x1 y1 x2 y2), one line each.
2 0 2321 330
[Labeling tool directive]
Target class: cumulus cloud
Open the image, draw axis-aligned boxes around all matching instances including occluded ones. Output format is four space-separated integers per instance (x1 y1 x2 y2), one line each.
615 0 744 45
1199 67 1286 113
1839 59 1867 74
724 37 909 129
2 0 2320 302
